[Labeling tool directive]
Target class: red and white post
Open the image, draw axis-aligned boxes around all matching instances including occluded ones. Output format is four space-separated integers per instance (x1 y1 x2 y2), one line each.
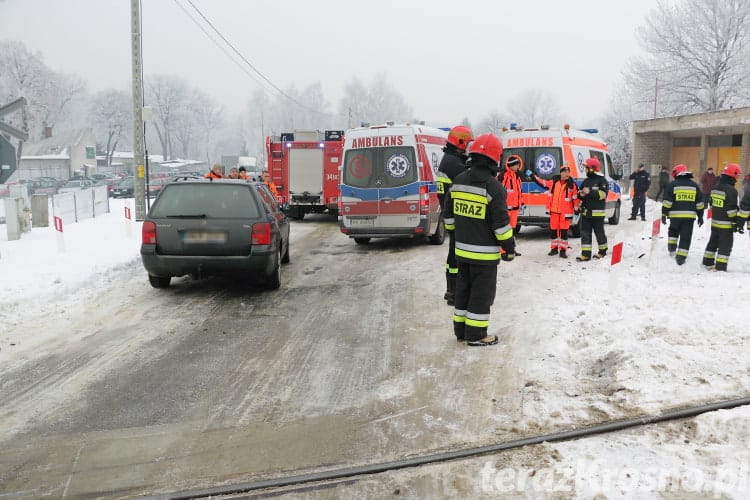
54 215 65 253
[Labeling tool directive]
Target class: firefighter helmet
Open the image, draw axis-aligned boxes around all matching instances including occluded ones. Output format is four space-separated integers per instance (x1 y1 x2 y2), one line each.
446 125 474 151
469 133 503 164
584 157 601 172
672 164 688 177
722 163 741 180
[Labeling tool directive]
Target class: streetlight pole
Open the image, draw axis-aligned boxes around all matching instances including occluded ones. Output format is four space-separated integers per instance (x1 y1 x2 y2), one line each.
131 0 146 220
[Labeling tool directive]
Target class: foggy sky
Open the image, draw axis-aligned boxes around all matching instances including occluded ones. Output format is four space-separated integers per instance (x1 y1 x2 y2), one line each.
0 0 656 127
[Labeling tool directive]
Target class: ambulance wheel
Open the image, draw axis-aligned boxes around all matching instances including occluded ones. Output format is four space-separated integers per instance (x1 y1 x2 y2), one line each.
571 223 581 238
428 218 445 245
354 237 370 245
608 202 621 225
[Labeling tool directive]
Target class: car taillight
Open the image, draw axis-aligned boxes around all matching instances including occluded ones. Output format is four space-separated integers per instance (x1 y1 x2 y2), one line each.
251 222 272 245
142 221 157 244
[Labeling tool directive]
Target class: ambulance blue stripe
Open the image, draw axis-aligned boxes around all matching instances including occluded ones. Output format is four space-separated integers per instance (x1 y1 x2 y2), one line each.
340 181 423 201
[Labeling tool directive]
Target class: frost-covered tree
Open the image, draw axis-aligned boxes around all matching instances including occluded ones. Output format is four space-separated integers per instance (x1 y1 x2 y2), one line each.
506 89 562 128
89 89 131 167
192 91 224 166
338 74 413 127
0 40 85 160
145 74 190 160
626 0 750 115
476 111 511 135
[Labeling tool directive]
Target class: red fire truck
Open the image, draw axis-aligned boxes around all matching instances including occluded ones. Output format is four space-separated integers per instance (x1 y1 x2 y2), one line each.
265 130 345 219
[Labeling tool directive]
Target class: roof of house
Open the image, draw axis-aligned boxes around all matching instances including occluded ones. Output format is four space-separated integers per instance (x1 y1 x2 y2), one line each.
20 129 93 158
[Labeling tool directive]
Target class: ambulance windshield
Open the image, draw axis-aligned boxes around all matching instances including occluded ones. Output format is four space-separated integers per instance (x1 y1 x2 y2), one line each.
502 147 564 181
342 147 417 188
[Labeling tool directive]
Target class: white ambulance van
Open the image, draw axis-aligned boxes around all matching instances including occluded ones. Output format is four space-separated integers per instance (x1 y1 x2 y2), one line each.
500 125 623 237
338 122 447 244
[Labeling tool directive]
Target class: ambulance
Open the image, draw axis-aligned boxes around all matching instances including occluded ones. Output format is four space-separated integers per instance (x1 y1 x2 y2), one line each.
338 122 447 245
499 125 622 236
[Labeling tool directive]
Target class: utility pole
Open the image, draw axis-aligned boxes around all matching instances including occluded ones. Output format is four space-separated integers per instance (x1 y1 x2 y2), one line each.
653 77 658 119
131 0 146 220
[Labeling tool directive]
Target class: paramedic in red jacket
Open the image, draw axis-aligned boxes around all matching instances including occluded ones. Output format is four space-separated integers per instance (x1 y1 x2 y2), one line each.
498 154 523 255
443 134 515 346
436 125 474 305
532 165 580 258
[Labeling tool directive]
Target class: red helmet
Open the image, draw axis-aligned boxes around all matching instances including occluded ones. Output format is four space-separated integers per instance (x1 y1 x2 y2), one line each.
722 163 741 180
584 157 601 172
469 133 503 164
446 125 474 152
672 164 688 177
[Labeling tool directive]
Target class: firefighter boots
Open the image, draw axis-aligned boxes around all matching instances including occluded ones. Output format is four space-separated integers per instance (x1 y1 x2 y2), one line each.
444 274 456 306
548 248 558 256
559 250 568 258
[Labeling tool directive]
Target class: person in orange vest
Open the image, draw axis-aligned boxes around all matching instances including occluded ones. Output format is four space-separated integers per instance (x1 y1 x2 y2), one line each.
532 165 580 258
238 166 249 179
498 155 523 255
261 170 279 198
205 164 224 179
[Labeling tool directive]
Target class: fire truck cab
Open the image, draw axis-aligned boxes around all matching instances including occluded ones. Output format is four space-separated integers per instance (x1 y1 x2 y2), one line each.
265 130 344 219
500 125 622 236
338 122 447 245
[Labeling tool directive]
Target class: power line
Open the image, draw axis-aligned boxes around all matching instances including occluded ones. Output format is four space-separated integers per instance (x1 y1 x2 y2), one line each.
178 0 339 117
170 0 274 95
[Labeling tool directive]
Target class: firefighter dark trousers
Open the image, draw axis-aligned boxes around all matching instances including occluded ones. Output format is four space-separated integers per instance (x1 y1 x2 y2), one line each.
667 218 695 264
702 227 734 271
445 231 458 298
453 262 497 342
579 217 607 259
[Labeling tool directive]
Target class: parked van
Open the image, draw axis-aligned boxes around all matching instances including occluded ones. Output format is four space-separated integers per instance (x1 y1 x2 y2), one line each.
499 125 622 236
338 122 447 244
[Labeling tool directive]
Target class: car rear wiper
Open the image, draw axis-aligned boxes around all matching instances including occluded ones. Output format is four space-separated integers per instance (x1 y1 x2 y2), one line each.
165 214 207 218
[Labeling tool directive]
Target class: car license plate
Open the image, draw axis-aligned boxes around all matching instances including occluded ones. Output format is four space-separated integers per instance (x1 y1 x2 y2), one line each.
347 216 375 227
183 231 227 243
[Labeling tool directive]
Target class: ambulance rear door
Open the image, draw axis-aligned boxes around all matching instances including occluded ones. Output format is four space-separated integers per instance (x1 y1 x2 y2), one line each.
339 129 422 234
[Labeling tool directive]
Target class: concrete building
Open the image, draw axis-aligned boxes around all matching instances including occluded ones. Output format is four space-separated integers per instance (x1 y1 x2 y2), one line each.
631 107 750 196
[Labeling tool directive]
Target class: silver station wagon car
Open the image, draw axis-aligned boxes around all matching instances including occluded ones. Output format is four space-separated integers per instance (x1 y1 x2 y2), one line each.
140 178 290 289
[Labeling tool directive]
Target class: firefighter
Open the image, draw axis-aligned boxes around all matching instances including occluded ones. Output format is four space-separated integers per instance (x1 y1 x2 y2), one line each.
532 165 580 258
437 125 474 306
739 173 750 231
498 154 522 255
205 164 224 179
661 164 705 265
443 133 515 346
702 163 741 271
576 157 609 261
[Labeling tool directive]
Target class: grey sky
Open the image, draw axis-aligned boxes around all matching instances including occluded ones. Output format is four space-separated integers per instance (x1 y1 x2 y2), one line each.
1 0 655 127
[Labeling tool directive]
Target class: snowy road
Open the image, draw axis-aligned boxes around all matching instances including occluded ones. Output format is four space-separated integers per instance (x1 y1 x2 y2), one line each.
0 216 530 497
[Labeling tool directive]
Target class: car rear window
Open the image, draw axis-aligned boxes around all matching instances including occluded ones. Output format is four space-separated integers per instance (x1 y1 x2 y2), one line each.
149 184 261 219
